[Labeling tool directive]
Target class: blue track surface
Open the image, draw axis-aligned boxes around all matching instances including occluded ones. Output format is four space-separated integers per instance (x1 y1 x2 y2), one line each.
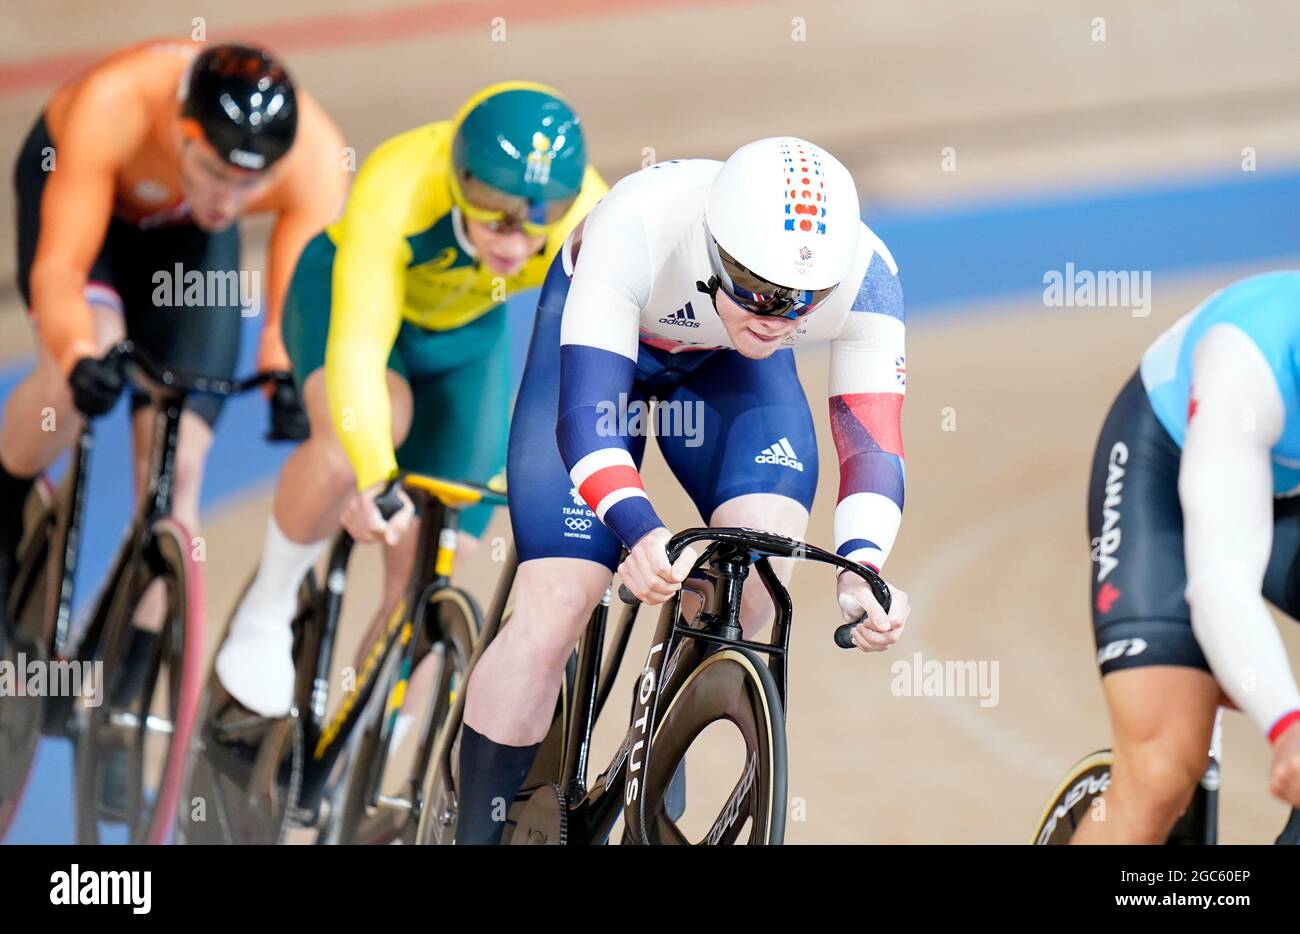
6 165 1300 843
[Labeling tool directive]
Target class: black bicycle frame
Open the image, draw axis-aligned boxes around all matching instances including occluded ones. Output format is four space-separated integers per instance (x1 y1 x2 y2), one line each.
531 539 792 844
46 393 185 687
529 527 883 844
36 345 282 730
294 494 460 815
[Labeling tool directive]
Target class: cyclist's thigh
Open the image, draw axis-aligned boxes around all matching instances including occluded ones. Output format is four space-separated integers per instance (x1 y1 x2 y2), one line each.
514 555 617 621
298 365 413 452
1089 371 1209 675
396 307 511 539
659 347 819 521
507 257 644 571
112 220 243 428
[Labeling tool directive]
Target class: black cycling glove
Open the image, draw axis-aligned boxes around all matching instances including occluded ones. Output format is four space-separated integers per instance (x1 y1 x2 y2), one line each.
68 355 125 417
268 378 310 442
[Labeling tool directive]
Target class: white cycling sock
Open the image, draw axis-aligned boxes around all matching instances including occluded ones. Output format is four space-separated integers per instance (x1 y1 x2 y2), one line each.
216 516 327 717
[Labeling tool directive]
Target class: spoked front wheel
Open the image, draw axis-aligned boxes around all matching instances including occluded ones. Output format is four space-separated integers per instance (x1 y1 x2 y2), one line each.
627 648 787 845
74 519 205 844
333 587 479 845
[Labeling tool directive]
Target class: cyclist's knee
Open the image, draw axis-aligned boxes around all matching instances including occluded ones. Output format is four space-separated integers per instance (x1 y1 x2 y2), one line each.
300 369 352 464
1111 738 1205 835
294 403 354 489
506 562 608 670
0 361 76 473
737 560 793 636
315 435 356 489
20 352 74 417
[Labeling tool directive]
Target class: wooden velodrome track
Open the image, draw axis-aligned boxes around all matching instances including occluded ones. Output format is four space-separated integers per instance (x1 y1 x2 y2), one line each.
3 1 1300 843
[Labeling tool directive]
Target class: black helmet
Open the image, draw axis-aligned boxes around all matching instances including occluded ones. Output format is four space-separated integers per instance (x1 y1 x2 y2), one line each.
180 44 298 171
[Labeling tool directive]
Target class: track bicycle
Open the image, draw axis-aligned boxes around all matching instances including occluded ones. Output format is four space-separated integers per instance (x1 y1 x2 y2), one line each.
175 472 506 844
0 341 289 843
416 526 890 845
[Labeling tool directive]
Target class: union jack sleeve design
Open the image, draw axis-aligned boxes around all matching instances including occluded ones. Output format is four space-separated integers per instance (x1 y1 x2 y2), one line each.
552 194 668 550
557 343 664 549
829 251 906 572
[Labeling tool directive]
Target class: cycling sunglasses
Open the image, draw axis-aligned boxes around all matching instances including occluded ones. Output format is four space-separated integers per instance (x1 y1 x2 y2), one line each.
706 236 838 319
449 170 577 238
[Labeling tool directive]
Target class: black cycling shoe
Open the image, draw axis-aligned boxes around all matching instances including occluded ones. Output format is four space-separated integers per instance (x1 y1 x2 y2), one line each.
199 681 282 785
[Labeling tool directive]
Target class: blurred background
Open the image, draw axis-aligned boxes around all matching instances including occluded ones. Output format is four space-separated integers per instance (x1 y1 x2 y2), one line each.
3 0 1300 843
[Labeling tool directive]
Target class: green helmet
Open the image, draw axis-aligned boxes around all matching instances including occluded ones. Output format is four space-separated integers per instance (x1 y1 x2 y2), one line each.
451 81 587 208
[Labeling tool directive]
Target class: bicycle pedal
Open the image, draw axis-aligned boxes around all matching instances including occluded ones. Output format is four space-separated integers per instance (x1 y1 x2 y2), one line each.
507 782 567 845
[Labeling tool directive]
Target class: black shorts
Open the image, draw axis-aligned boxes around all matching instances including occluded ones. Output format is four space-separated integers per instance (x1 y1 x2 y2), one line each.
13 114 244 427
1088 370 1300 675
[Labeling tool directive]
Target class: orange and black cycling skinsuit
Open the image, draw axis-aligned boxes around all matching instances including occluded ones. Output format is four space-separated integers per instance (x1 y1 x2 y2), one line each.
13 38 347 425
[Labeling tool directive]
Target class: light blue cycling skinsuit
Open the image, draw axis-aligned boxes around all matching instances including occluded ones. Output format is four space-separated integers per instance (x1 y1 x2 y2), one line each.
1142 271 1300 496
1090 270 1300 745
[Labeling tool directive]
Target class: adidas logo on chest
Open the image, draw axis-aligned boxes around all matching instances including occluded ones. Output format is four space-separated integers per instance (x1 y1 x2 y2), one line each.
658 301 700 328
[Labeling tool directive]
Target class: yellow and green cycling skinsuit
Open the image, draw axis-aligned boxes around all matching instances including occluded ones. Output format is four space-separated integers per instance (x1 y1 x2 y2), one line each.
282 92 608 537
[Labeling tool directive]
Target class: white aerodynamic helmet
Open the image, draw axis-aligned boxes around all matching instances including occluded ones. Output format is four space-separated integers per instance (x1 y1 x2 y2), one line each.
704 136 861 318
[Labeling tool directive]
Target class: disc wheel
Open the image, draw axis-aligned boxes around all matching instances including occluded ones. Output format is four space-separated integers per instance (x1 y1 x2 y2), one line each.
627 648 787 845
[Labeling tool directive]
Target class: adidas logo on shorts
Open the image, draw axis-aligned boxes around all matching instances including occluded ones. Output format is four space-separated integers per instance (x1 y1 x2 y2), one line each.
755 437 804 471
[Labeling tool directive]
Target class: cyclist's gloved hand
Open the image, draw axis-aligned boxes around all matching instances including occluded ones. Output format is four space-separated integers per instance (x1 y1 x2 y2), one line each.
618 527 697 606
340 480 414 545
837 570 909 653
1269 718 1300 807
68 354 125 417
267 378 310 442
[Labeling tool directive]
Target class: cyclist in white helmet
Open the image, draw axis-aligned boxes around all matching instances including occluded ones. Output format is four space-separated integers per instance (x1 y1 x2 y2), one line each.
455 137 913 843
